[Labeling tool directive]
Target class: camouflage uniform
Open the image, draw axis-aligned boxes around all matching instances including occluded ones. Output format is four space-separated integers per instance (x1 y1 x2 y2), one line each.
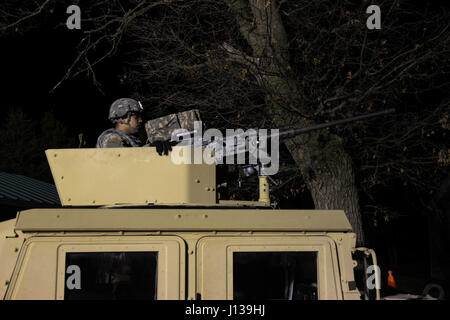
97 97 201 150
96 128 142 148
145 109 200 143
144 109 201 155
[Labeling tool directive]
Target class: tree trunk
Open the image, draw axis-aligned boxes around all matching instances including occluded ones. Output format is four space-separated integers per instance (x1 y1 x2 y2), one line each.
284 133 365 245
227 0 365 245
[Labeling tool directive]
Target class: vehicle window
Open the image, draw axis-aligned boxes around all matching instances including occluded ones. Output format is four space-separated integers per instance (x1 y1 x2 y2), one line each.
64 252 158 300
233 252 317 300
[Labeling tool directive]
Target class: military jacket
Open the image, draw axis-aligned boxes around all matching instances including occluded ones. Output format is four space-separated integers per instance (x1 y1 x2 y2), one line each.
96 128 142 148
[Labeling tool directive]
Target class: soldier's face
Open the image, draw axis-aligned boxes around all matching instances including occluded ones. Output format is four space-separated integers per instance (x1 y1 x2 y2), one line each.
129 114 143 129
116 114 143 135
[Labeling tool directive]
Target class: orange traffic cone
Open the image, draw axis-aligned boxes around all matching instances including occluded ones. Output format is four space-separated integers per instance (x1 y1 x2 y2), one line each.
387 270 397 289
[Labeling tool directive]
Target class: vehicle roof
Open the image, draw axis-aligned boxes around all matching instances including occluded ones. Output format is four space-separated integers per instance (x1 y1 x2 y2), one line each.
14 208 352 232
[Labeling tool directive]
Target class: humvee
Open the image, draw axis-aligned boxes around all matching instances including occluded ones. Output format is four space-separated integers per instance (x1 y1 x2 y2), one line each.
0 146 380 300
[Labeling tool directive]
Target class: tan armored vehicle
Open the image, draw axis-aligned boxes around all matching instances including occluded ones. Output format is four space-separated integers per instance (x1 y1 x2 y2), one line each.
0 146 381 300
0 109 395 300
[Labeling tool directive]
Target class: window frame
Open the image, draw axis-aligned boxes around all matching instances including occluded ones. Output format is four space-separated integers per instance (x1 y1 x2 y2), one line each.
58 244 165 300
5 235 185 300
196 235 343 300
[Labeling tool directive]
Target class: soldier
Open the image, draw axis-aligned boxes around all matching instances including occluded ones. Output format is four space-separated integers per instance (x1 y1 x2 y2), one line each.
97 98 172 155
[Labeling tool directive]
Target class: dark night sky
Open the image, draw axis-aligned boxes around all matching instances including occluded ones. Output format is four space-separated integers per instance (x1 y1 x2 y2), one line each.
1 20 131 146
1 1 448 145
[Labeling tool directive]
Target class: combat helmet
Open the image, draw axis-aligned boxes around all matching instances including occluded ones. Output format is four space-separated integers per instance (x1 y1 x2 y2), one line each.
108 98 143 124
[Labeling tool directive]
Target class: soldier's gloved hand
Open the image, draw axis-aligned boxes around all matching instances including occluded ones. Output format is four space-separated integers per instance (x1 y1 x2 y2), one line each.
152 140 172 156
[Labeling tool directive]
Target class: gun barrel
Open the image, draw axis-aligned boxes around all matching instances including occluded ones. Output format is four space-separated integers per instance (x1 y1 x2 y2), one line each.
278 108 395 139
189 108 395 160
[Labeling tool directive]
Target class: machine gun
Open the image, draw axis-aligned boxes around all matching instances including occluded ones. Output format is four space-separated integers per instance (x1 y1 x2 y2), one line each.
145 108 395 203
146 108 395 167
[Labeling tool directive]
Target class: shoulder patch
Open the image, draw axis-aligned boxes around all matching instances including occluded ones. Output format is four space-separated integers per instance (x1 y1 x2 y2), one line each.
108 137 123 143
